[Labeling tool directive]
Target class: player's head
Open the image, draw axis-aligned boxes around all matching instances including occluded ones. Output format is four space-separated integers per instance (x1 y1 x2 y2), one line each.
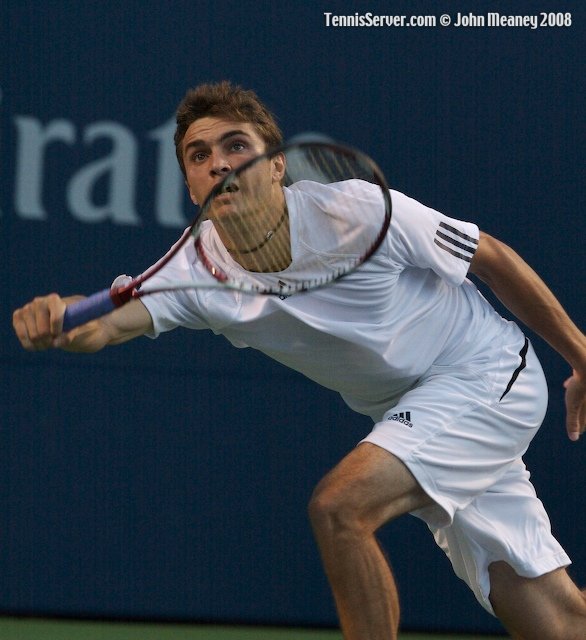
174 81 283 178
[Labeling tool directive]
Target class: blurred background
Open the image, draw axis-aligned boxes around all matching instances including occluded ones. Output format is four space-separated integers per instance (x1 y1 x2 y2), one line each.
1 1 584 636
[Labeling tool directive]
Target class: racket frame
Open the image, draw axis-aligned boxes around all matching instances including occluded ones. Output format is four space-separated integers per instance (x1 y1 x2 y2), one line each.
62 137 392 331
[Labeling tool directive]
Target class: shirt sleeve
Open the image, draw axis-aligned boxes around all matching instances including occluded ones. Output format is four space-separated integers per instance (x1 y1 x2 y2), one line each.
140 288 209 339
387 190 479 287
135 238 212 338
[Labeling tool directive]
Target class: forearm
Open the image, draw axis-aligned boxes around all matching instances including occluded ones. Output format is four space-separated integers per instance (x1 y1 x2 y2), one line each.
54 296 108 352
60 297 152 352
470 232 586 374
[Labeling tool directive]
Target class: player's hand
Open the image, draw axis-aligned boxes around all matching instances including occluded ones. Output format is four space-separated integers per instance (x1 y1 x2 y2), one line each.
563 370 586 442
12 293 72 351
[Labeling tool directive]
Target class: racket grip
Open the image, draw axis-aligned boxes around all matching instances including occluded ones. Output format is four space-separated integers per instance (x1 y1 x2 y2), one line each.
62 288 117 332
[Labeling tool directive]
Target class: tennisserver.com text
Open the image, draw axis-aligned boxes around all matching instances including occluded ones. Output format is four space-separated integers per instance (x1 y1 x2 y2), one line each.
323 12 573 29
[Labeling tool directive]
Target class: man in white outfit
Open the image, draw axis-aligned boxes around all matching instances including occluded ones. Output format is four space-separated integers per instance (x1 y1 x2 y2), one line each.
12 82 586 640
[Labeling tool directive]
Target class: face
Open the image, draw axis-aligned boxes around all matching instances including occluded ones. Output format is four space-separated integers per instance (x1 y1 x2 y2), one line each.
181 117 270 206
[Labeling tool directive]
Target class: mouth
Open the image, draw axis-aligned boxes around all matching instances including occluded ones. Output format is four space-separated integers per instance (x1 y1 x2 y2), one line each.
200 176 240 208
211 178 242 212
213 192 235 206
220 178 239 194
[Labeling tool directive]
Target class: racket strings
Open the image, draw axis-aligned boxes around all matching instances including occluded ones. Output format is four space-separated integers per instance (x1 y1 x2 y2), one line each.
201 141 390 294
225 207 288 255
288 145 381 268
221 187 291 275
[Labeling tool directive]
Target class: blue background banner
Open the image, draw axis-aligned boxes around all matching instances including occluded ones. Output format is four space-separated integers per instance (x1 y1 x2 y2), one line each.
2 1 584 634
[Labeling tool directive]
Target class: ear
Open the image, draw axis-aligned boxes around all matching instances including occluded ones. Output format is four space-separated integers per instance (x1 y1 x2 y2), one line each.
271 152 286 183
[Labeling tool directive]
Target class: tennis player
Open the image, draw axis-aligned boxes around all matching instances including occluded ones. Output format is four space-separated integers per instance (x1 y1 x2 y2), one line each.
12 82 586 640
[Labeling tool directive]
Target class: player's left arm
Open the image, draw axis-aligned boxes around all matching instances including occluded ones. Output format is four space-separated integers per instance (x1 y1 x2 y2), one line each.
470 231 586 441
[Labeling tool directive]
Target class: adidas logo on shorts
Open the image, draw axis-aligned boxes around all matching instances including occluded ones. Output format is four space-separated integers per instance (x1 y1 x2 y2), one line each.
388 411 413 428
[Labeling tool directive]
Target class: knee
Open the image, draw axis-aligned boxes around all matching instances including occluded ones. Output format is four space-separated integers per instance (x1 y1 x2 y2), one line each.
307 444 427 544
308 483 366 541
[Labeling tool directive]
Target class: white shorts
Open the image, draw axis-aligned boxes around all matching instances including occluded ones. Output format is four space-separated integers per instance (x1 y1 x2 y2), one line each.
361 335 571 614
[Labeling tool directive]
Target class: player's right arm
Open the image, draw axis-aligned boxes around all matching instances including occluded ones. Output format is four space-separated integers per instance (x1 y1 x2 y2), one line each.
12 294 153 353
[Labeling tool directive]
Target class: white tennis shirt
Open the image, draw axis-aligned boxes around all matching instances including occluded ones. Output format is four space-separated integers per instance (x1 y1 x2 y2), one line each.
141 182 521 420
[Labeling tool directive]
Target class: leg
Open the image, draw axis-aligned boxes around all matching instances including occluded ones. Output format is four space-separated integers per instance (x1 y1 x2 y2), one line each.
308 442 434 640
489 562 586 640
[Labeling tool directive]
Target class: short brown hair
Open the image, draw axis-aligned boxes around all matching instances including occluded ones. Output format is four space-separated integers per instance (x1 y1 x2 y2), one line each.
174 81 283 176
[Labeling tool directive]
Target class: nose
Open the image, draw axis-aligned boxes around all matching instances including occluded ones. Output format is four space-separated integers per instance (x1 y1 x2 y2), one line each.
210 151 231 177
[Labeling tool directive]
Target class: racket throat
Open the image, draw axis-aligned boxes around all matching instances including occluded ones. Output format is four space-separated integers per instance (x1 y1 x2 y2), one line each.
111 284 136 306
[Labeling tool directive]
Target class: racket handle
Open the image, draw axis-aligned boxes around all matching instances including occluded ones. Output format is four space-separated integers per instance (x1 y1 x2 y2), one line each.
62 289 117 332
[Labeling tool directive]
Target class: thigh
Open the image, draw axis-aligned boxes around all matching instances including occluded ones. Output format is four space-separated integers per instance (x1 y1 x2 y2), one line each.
489 562 586 640
310 443 434 530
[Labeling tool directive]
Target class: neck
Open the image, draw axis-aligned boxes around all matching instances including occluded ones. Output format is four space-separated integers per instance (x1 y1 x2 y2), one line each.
227 202 291 273
226 205 288 255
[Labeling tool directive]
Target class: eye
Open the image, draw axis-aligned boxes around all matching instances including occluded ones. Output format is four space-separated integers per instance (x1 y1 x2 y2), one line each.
190 151 208 163
229 140 246 152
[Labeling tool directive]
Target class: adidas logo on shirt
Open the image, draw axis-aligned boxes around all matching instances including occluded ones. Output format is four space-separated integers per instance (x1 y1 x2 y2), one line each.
434 221 478 263
387 411 413 428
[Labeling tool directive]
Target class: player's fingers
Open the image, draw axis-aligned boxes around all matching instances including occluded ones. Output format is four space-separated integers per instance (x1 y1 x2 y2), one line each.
577 400 586 439
12 306 35 350
566 409 580 441
45 293 67 337
564 374 586 442
25 298 54 350
46 293 73 348
567 419 581 442
12 294 66 351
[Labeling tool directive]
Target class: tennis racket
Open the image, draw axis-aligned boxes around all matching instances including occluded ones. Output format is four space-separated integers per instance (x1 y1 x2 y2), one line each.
62 136 392 332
